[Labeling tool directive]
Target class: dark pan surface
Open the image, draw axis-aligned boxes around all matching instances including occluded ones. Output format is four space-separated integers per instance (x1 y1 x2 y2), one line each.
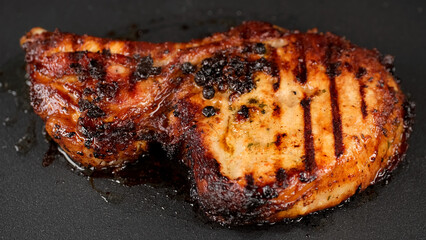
1 1 425 239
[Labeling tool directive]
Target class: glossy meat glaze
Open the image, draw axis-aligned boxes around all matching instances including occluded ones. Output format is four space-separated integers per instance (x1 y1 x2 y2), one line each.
21 22 412 224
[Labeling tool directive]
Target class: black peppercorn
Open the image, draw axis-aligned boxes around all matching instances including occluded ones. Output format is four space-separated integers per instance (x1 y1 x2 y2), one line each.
194 71 207 86
237 105 250 119
202 106 216 117
181 62 196 74
202 86 215 99
254 43 266 54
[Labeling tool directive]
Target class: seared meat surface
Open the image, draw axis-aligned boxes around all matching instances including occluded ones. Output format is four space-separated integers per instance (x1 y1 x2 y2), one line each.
21 22 411 225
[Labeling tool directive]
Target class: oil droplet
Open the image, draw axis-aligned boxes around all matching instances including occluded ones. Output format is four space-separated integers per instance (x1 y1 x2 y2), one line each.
14 120 36 154
89 177 124 204
2 116 17 126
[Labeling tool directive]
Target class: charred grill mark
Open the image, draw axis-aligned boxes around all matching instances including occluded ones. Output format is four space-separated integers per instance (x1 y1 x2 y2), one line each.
328 68 344 158
275 168 287 188
295 58 307 84
293 40 307 84
273 82 280 91
355 67 367 79
359 85 368 118
325 46 344 159
300 97 316 175
356 67 368 118
269 49 281 91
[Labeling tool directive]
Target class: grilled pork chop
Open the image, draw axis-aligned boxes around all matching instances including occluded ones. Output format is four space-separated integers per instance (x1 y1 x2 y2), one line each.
20 22 412 225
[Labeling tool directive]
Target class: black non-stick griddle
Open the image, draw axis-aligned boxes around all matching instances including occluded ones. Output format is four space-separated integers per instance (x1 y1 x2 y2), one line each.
1 1 425 239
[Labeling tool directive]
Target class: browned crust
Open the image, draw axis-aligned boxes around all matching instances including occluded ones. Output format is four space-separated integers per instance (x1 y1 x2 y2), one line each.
20 21 412 225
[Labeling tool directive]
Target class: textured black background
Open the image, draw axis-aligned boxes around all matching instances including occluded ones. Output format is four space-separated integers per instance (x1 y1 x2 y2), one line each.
0 0 425 239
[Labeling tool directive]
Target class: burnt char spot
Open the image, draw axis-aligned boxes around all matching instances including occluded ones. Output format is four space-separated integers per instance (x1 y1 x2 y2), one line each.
136 129 158 142
83 88 94 95
66 132 76 138
78 99 105 118
202 106 216 117
131 56 161 82
261 185 278 199
78 99 91 112
102 49 111 55
96 82 118 100
276 168 287 187
356 67 368 118
248 98 258 104
93 152 106 159
272 103 281 117
88 59 106 80
69 62 87 81
78 117 138 154
355 67 367 79
273 82 280 91
181 62 196 74
84 139 91 149
344 62 353 72
86 105 105 119
300 97 316 173
173 109 180 117
237 105 250 119
326 62 342 78
69 62 82 69
251 57 275 74
274 133 287 147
